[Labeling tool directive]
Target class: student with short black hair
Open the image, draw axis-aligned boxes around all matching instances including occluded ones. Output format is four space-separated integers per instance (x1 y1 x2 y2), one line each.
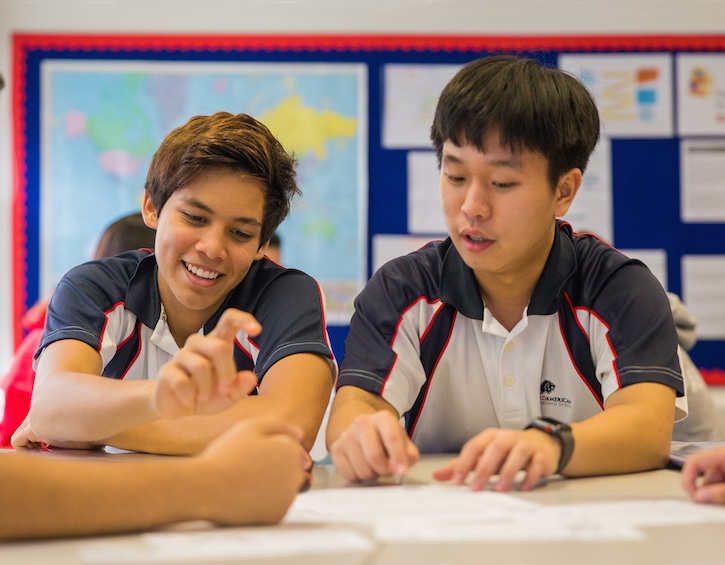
0 333 311 539
327 55 686 491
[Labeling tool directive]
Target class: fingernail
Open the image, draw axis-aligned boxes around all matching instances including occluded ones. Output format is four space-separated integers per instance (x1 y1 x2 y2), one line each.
694 489 712 503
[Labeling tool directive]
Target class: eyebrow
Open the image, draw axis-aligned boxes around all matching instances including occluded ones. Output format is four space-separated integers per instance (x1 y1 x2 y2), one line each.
442 151 526 171
183 197 263 227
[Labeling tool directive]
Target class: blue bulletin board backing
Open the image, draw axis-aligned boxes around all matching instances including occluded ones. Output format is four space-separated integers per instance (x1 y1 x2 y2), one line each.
12 33 725 371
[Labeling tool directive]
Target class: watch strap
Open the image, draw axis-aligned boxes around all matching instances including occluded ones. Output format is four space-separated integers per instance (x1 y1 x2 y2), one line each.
526 417 574 474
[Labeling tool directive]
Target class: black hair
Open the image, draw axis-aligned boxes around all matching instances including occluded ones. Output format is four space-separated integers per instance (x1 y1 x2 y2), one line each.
430 55 600 187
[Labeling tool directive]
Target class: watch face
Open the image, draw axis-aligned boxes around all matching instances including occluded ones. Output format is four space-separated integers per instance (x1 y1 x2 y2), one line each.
526 418 570 435
540 417 569 432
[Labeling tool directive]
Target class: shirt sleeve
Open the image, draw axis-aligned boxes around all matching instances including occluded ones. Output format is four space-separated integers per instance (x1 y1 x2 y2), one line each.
588 261 685 410
247 269 337 382
336 258 432 417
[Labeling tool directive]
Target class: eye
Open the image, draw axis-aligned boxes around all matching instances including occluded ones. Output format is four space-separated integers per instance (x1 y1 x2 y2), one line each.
492 181 517 189
181 211 205 224
231 230 254 241
444 172 466 184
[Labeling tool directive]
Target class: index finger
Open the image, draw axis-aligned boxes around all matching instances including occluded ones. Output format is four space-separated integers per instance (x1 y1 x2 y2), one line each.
375 415 418 477
210 309 262 342
437 430 497 487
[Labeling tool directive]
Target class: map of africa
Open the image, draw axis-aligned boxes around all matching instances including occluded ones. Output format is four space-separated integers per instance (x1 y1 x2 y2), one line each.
42 61 367 323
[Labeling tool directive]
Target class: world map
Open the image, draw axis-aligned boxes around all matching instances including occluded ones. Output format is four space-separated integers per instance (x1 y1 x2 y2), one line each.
43 61 367 323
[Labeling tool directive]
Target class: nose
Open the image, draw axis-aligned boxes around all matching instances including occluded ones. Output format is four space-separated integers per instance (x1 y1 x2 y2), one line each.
195 226 227 260
460 181 491 221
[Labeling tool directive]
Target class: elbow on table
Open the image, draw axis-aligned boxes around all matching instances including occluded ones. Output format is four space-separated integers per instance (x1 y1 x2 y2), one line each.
631 431 672 473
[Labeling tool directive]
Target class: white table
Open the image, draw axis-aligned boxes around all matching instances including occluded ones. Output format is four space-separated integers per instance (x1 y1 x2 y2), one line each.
1 454 724 565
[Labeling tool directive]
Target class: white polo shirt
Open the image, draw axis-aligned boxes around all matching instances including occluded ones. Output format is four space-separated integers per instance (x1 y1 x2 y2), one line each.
337 222 686 453
37 250 337 385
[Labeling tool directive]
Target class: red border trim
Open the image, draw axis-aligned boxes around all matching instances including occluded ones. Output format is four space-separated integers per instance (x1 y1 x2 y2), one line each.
12 35 30 350
12 32 725 350
11 33 725 53
702 369 725 386
12 33 725 54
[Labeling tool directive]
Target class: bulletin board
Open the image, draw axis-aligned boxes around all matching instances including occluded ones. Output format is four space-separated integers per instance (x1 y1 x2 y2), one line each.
12 33 725 372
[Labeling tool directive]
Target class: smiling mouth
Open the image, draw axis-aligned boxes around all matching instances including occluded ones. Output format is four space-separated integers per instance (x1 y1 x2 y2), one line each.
184 261 221 280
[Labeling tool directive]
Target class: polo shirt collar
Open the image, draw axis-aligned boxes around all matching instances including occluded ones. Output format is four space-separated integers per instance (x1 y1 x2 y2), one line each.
528 221 577 316
126 252 164 328
438 221 577 320
439 238 485 320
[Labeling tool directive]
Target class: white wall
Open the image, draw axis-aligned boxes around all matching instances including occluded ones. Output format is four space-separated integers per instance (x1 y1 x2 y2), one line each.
1 0 725 371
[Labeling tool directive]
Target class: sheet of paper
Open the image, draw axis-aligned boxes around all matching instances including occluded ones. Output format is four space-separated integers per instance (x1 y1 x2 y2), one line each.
382 64 461 148
562 137 613 241
542 499 725 528
559 53 673 138
682 255 725 339
619 248 668 290
286 484 725 543
80 484 725 562
407 150 447 234
680 138 725 222
287 483 539 523
676 53 725 136
79 528 374 564
288 484 628 542
287 484 555 541
372 234 444 274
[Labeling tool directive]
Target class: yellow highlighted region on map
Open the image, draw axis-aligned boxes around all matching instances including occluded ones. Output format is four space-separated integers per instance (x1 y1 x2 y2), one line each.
260 94 357 159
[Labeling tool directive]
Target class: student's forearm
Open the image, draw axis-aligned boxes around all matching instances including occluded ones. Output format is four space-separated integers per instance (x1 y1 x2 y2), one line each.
106 392 327 455
566 415 669 475
105 413 231 455
564 387 675 476
326 386 397 448
0 452 208 540
326 401 374 447
30 373 158 444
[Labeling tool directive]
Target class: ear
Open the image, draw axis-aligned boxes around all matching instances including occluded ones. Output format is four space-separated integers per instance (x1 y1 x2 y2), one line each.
554 168 583 217
141 191 159 229
254 240 269 261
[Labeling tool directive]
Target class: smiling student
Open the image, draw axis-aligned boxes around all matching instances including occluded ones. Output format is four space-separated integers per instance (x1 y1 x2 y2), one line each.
326 55 686 491
2 311 311 540
13 112 336 455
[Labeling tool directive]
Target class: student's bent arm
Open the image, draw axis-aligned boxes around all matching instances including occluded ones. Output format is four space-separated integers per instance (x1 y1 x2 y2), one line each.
22 309 262 450
326 385 420 482
433 382 675 491
25 340 159 446
104 352 334 455
0 418 310 540
562 382 675 476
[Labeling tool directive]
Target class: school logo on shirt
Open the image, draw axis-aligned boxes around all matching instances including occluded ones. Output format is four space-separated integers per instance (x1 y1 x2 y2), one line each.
540 380 572 408
540 380 556 394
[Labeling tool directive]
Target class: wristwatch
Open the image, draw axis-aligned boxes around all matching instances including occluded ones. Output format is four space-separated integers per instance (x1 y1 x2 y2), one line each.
525 417 574 474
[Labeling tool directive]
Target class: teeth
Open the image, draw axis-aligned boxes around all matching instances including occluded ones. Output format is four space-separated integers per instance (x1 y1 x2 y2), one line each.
468 236 485 242
185 262 220 280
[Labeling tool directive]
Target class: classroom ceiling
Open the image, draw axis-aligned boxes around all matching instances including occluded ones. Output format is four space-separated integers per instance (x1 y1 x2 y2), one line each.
3 0 725 35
